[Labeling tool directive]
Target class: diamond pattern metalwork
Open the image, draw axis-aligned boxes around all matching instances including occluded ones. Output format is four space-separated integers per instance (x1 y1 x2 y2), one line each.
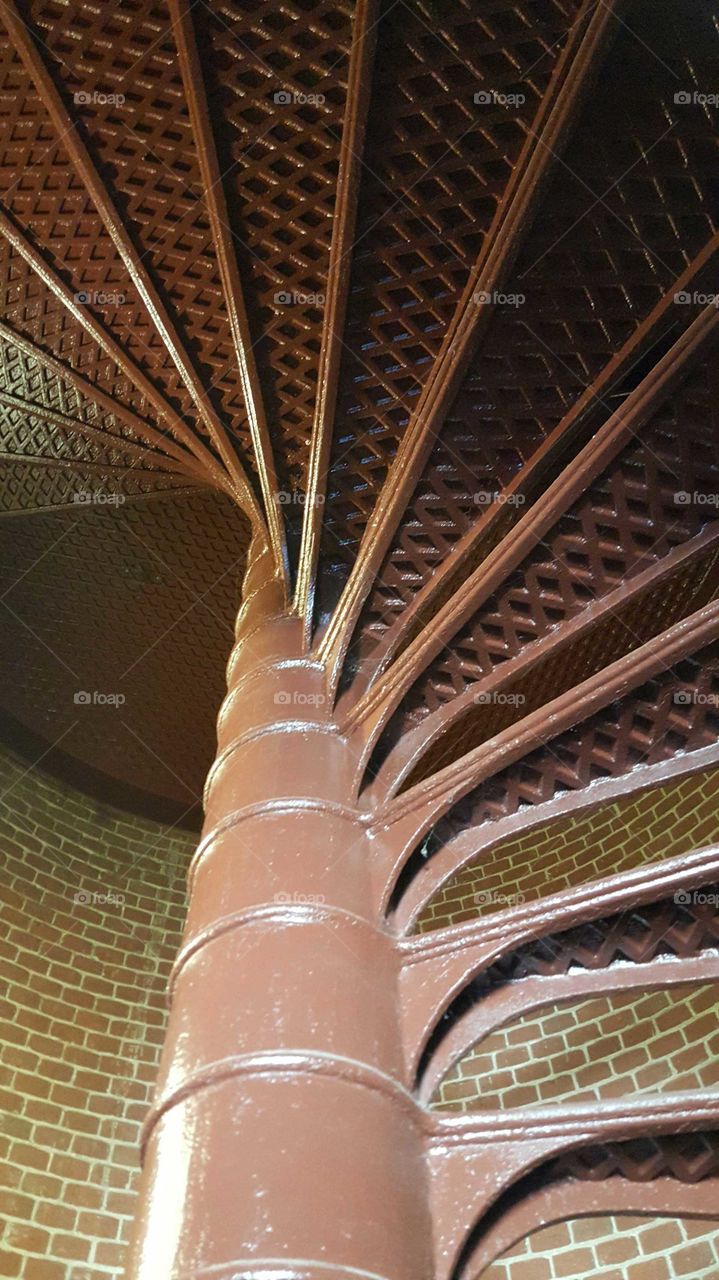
1 1 719 1274
353 1 719 653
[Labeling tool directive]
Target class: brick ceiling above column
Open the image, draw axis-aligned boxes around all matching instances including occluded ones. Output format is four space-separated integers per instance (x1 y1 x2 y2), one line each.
0 0 718 824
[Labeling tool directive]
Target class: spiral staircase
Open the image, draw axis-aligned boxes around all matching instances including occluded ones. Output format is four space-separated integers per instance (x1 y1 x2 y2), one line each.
1 1 719 1277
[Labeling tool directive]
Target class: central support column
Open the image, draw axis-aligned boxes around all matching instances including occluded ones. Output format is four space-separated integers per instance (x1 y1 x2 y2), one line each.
127 550 433 1280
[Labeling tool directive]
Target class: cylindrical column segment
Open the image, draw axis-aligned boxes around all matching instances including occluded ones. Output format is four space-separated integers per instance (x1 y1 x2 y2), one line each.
126 567 433 1280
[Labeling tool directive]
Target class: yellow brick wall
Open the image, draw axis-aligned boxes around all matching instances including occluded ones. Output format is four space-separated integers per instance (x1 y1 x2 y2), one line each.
417 766 719 932
433 986 719 1112
483 1214 719 1280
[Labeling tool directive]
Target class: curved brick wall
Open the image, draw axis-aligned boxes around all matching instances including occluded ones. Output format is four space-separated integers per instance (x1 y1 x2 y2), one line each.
0 746 195 1280
417 765 719 932
433 986 719 1113
4 745 718 1280
483 1214 719 1280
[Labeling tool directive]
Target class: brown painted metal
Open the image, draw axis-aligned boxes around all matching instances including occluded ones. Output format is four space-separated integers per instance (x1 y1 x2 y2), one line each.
0 207 231 492
0 0 263 527
460 1177 719 1280
399 842 719 1078
344 282 719 753
428 1108 719 1280
0 481 204 520
295 0 379 639
371 601 719 900
169 0 290 586
127 571 435 1280
420 958 719 1106
1 0 718 1274
125 567 719 1277
363 524 719 803
348 234 719 704
319 0 621 691
0 321 205 475
395 741 719 935
0 391 187 477
340 3 719 680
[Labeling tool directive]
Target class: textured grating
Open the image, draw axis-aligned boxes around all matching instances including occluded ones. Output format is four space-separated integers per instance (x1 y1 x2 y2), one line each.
195 0 353 541
421 641 719 852
554 1132 719 1185
398 540 719 790
0 458 190 514
487 884 719 981
22 0 257 461
369 357 719 783
0 0 717 826
0 0 717 1265
313 0 583 623
351 0 719 657
0 242 167 428
0 36 199 430
0 334 167 466
410 365 719 720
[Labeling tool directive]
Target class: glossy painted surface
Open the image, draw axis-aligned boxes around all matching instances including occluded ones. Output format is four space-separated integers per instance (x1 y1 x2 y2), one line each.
128 566 433 1279
0 0 718 1274
126 542 719 1280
